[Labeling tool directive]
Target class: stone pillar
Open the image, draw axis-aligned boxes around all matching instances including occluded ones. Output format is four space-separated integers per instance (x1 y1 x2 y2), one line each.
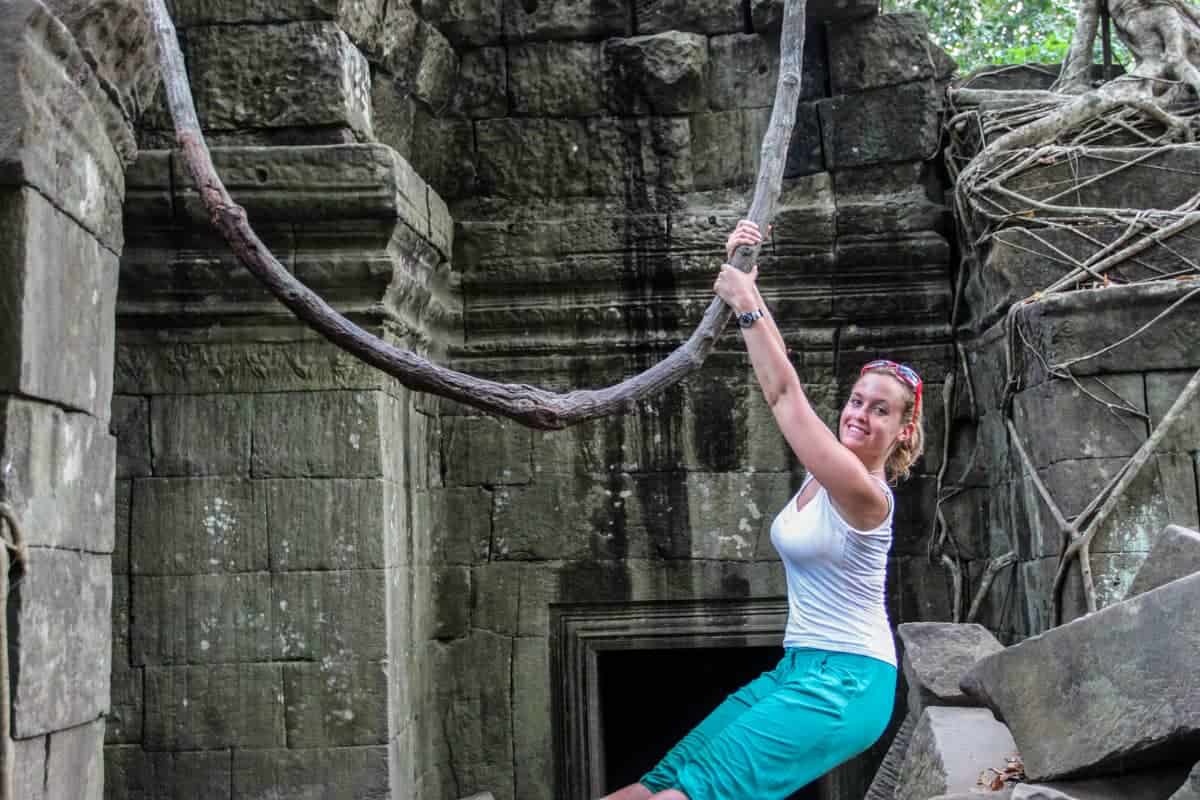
0 3 153 798
105 144 453 799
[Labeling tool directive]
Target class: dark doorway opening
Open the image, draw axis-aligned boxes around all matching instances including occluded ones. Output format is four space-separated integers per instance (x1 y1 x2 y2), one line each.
597 645 822 799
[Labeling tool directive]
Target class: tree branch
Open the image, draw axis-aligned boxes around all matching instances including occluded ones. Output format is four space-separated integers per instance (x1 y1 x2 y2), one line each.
145 0 810 430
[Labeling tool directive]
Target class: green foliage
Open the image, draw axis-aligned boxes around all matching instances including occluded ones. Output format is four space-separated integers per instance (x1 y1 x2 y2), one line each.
884 0 1125 75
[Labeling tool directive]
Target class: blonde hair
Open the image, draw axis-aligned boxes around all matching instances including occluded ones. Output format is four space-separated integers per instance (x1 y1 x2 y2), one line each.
861 366 926 484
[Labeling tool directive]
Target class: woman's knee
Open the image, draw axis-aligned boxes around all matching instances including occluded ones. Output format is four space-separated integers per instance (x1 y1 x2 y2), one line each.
649 790 690 800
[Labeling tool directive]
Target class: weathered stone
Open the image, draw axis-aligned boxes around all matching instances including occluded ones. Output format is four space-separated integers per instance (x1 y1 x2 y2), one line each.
45 719 105 800
1012 766 1193 800
0 397 115 551
432 566 472 638
0 189 118 417
896 707 1019 800
819 81 941 170
1014 281 1200 383
453 47 508 118
475 118 590 197
104 747 233 800
752 0 878 29
274 570 387 660
428 487 493 564
492 476 642 560
687 472 792 560
637 0 741 33
961 570 1200 780
587 116 694 199
897 622 1004 714
11 550 111 737
423 0 503 46
443 415 534 486
691 108 771 189
184 23 372 137
1147 370 1200 452
605 32 708 115
111 395 150 478
508 41 604 116
1012 374 1148 467
0 3 130 248
833 161 948 236
106 664 142 744
1127 525 1200 597
929 792 1014 800
264 479 387 569
833 232 952 322
170 0 385 42
707 33 779 109
1169 762 1200 800
828 13 948 93
143 663 284 749
232 746 390 799
502 0 627 42
784 101 827 178
14 735 47 800
251 391 383 478
150 394 252 476
283 660 388 746
130 478 269 575
131 573 275 665
412 24 459 109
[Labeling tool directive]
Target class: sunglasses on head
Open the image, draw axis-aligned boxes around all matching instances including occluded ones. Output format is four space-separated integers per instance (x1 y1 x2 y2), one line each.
861 359 923 420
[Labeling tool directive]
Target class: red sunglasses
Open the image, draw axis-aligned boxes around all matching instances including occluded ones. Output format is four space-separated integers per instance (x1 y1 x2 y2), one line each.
861 359 923 420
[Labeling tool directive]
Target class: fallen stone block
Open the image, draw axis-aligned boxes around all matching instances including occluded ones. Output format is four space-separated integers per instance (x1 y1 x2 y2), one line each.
1012 764 1192 800
1169 762 1200 800
961 570 1200 780
896 707 1019 800
1127 525 1200 597
899 622 1005 715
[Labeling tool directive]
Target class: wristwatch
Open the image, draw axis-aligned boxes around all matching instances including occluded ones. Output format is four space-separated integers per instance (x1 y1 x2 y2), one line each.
736 308 765 329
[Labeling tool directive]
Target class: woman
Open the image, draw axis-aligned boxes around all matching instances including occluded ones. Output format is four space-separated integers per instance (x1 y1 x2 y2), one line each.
602 221 925 800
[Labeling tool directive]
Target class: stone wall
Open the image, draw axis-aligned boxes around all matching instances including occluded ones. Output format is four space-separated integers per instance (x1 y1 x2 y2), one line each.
0 2 157 798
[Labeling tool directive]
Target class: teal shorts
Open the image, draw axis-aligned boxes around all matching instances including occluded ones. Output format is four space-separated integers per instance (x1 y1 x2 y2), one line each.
640 647 896 800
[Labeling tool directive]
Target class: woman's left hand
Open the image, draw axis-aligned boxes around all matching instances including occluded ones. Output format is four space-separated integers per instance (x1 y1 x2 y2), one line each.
713 263 759 312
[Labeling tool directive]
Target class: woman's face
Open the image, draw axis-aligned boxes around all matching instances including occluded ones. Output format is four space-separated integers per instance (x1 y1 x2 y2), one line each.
838 372 912 465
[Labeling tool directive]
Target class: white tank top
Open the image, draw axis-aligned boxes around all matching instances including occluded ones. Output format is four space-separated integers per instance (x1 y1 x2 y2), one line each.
769 474 897 666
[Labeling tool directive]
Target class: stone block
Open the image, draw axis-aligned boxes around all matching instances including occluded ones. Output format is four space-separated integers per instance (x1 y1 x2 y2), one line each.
433 631 514 788
1014 281 1200 383
433 566 472 639
502 0 628 42
637 0 741 33
892 554 956 624
184 23 372 137
827 13 945 93
150 394 252 476
833 162 948 237
11 550 111 737
691 108 772 190
45 719 105 800
104 748 232 800
231 746 390 799
1128 525 1200 597
171 0 386 42
587 115 694 198
0 6 129 249
283 660 388 746
605 32 708 115
264 479 387 569
14 735 46 800
686 472 793 560
819 81 941 169
1147 370 1200 453
251 391 383 478
0 188 118 417
453 47 508 118
475 118 590 197
1013 766 1194 800
409 112 478 201
422 0 503 46
897 622 1004 714
428 487 493 564
131 572 275 665
412 24 459 109
0 397 115 552
1012 374 1147 467
144 663 284 749
832 232 952 322
508 41 604 116
442 415 533 486
961 570 1200 780
111 395 150 478
274 570 387 660
492 478 640 560
707 33 779 109
106 665 143 744
896 707 1019 800
130 478 269 575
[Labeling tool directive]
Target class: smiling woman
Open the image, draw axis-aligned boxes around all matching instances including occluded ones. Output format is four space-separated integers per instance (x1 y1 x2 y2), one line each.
600 222 926 800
